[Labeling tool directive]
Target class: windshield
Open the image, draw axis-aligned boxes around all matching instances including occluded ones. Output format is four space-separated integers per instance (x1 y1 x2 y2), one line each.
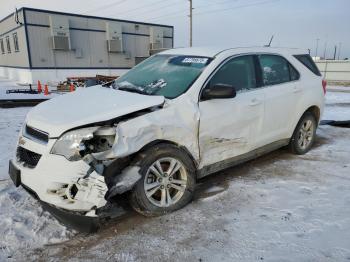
113 54 212 99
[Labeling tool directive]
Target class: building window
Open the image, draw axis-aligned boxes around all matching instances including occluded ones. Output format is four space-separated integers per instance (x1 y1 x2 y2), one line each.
0 39 4 54
6 36 11 53
13 33 19 52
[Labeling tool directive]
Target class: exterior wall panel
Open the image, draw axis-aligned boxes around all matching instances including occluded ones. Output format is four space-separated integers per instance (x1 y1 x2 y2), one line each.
27 26 54 67
0 9 29 68
24 9 173 69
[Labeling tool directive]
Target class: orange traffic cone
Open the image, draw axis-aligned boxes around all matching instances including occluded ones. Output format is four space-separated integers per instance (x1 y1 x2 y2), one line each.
44 84 49 96
37 80 42 93
69 83 75 92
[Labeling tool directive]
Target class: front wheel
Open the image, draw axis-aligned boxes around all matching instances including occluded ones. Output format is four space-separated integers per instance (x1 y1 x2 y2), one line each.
289 112 317 155
130 144 196 216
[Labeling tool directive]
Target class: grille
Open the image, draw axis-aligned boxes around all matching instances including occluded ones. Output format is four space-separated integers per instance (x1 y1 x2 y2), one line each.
17 146 42 168
25 125 49 143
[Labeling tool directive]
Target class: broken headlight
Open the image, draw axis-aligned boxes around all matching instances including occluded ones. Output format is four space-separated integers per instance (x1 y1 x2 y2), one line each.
51 126 116 161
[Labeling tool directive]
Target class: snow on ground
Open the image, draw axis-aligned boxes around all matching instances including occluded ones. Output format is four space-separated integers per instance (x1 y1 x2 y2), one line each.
0 107 30 180
0 86 349 261
323 87 350 121
0 107 73 261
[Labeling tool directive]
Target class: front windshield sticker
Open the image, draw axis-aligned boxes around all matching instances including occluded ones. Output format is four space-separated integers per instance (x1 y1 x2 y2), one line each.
182 57 209 64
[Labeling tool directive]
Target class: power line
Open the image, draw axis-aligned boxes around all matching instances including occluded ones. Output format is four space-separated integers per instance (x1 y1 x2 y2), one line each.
148 0 279 22
146 0 239 22
193 0 280 16
116 1 181 18
112 0 174 16
84 0 128 14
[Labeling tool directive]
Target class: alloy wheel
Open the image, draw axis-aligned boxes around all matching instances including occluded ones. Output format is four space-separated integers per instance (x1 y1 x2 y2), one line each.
297 119 314 150
143 157 188 207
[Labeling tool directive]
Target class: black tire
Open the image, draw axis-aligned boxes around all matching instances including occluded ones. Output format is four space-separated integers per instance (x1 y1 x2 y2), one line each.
130 143 196 216
289 112 317 155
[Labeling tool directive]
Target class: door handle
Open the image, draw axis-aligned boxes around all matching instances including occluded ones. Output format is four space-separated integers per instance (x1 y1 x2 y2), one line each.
249 98 261 106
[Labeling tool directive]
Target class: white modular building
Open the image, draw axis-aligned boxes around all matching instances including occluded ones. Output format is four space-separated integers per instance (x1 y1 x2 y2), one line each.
0 7 174 84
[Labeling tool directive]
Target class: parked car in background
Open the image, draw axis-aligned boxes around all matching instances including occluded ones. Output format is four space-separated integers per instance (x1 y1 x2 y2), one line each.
9 47 325 227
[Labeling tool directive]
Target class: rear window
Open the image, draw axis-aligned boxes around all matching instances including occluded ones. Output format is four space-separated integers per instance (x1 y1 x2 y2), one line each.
294 54 321 76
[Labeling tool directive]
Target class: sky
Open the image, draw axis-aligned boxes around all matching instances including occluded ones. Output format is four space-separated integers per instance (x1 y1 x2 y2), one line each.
1 0 349 59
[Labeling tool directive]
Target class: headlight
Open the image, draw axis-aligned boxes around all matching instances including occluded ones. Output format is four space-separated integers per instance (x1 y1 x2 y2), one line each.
51 127 99 161
51 126 117 162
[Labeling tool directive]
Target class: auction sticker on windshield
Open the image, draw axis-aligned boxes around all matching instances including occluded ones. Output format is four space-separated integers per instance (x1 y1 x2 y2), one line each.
182 57 209 64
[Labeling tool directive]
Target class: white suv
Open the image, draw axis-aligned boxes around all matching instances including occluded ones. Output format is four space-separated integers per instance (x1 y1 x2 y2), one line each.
9 47 325 222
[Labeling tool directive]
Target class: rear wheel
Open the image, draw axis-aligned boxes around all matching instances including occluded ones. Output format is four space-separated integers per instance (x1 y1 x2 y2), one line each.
289 112 317 155
130 144 196 216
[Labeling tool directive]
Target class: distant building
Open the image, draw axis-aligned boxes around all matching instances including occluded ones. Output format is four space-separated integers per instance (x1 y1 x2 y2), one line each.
0 7 174 84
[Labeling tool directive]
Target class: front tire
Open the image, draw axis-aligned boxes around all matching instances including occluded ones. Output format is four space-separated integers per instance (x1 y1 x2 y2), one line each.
289 112 317 155
130 144 196 216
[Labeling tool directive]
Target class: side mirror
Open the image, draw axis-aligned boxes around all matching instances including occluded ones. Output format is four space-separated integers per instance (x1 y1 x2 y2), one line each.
201 84 236 101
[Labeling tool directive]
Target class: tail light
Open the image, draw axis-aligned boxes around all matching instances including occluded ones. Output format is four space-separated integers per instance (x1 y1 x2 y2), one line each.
322 79 327 95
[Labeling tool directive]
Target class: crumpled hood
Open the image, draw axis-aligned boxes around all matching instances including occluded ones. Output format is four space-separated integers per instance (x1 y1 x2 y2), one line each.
26 86 165 137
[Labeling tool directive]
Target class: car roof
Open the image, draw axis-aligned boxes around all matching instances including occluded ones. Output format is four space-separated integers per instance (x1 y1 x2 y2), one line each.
161 46 308 58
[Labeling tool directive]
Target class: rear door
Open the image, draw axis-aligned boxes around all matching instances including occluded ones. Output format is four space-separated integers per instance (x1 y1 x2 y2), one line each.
257 54 301 145
198 55 265 169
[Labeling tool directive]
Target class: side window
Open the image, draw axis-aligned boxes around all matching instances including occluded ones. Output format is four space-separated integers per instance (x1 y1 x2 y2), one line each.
0 39 4 54
6 36 11 53
289 64 300 81
209 55 257 92
13 33 19 52
294 54 321 76
259 55 296 85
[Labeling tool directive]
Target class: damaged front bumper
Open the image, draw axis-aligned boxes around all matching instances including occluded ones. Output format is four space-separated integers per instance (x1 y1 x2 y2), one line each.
9 135 139 231
9 155 130 232
12 151 108 213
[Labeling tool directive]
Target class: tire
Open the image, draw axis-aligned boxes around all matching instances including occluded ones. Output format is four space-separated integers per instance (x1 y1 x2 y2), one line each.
130 143 196 216
289 112 317 155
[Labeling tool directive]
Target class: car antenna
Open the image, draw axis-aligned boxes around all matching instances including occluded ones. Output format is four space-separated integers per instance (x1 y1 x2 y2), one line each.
264 35 274 47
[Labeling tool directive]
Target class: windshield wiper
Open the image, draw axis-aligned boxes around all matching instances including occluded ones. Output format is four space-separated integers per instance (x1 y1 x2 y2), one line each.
118 86 148 95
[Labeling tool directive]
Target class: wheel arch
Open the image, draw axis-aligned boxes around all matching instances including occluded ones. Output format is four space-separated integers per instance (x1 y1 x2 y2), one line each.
289 105 321 140
137 139 199 169
103 139 198 185
305 105 321 124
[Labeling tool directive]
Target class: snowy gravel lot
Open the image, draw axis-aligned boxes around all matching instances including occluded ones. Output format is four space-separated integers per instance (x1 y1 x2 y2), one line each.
0 86 349 261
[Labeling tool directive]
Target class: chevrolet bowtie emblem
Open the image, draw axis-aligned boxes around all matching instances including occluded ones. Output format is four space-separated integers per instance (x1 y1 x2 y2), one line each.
18 136 26 146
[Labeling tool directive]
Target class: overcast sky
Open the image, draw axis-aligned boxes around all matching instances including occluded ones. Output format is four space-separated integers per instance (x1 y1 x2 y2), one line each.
1 0 349 59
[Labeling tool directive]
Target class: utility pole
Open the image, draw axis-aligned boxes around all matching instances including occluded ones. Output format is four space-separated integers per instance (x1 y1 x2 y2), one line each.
315 38 319 58
338 42 342 60
189 0 193 47
323 41 328 60
333 45 337 60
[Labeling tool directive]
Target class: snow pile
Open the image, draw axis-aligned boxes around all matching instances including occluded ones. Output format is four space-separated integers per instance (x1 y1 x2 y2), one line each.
0 182 73 260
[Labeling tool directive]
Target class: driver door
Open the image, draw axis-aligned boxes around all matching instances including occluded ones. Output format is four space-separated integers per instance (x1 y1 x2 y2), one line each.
198 55 265 171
